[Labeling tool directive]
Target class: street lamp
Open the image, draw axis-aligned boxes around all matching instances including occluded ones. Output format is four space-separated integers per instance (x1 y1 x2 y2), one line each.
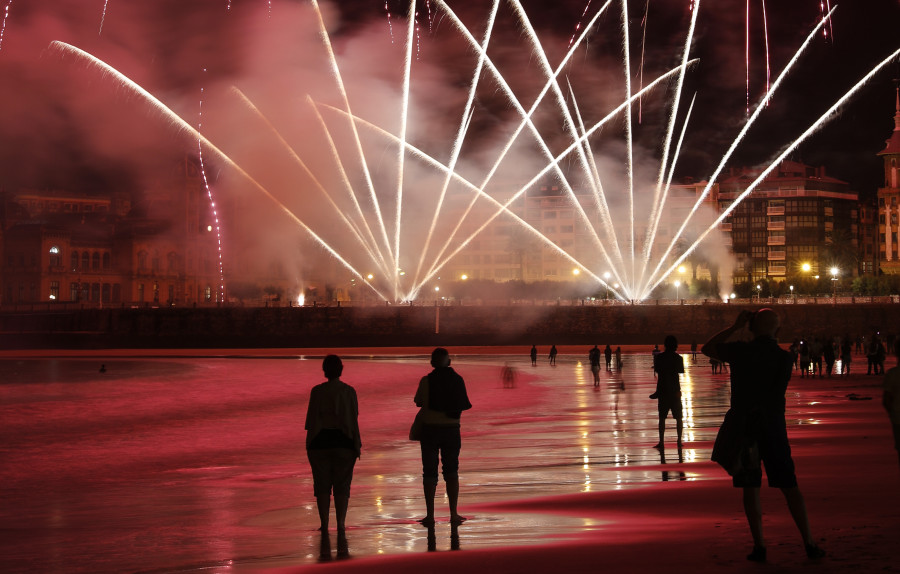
790 284 794 301
756 284 762 301
674 280 681 301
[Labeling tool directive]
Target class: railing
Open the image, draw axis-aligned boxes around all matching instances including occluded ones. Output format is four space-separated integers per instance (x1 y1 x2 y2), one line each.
3 295 900 311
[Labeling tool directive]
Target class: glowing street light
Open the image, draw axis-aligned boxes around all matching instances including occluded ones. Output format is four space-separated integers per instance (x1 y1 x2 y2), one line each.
790 284 794 301
756 284 762 301
461 274 468 281
674 280 681 301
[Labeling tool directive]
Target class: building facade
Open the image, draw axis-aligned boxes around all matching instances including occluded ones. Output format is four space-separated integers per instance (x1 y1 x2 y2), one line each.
0 158 221 306
877 85 900 275
718 161 859 285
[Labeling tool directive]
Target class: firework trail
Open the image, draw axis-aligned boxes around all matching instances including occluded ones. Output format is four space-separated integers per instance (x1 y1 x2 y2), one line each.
196 73 227 303
99 0 110 35
385 0 395 43
0 0 13 51
567 0 593 50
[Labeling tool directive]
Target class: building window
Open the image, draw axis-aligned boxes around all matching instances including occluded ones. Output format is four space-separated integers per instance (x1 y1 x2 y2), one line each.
168 285 175 303
204 285 212 302
102 252 110 269
71 251 79 271
49 281 59 300
80 283 89 302
138 283 145 302
167 252 178 273
92 252 100 270
153 282 160 302
102 283 110 303
138 251 148 271
70 282 79 301
82 252 90 270
49 245 61 268
112 284 121 303
91 283 100 302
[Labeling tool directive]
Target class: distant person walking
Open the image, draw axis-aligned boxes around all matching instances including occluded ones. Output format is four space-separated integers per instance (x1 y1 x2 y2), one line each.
650 335 685 450
883 342 900 468
305 355 362 533
589 345 602 386
414 348 472 527
604 344 613 370
702 309 824 562
549 345 558 366
530 345 538 367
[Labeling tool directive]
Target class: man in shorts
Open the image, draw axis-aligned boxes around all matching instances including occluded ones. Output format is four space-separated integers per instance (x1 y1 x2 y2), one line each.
702 309 825 562
650 335 684 450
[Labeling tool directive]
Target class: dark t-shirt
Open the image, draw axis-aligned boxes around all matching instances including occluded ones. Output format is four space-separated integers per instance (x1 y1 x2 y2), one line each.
714 336 792 415
653 350 684 399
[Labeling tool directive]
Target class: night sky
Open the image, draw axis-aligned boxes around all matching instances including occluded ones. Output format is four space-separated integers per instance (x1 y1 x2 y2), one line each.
0 0 898 196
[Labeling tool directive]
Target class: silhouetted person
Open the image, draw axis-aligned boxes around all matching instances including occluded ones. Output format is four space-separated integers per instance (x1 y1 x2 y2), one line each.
549 345 558 366
703 309 824 562
414 348 472 526
501 363 517 388
840 337 853 377
305 355 361 533
589 345 601 386
823 338 836 378
530 345 538 367
99 364 106 373
883 341 900 468
651 335 684 450
604 344 613 370
690 341 698 361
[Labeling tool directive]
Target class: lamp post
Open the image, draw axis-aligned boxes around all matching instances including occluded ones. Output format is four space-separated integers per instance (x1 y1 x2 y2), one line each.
830 266 839 303
756 284 761 302
801 262 811 295
674 280 681 302
790 284 794 302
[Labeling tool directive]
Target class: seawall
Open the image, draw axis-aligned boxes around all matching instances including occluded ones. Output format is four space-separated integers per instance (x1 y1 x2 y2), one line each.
0 302 897 349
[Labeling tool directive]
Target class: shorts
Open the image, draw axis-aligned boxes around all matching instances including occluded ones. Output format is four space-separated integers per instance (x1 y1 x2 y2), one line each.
732 418 798 489
658 397 683 420
308 448 357 498
420 424 461 483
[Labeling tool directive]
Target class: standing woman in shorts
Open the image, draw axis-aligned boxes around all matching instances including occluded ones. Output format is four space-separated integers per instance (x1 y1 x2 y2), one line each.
415 348 472 526
305 355 362 533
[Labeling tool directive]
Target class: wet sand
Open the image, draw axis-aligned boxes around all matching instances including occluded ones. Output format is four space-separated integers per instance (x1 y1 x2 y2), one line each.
1 349 897 573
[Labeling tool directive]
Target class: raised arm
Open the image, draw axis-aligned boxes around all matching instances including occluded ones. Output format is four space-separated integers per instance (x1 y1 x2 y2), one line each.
701 310 753 360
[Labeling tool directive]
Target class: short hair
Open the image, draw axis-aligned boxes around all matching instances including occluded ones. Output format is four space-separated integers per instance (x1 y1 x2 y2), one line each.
664 335 678 351
431 347 451 368
322 354 343 379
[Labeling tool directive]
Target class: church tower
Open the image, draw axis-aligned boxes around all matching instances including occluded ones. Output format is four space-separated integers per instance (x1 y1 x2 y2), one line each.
877 83 900 274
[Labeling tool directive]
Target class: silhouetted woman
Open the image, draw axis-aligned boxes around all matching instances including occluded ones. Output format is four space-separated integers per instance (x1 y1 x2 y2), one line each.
414 348 472 526
305 355 361 532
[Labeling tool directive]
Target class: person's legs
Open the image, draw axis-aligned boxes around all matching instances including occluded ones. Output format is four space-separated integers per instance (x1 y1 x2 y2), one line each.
308 450 333 531
742 487 765 560
420 429 440 526
439 426 465 523
675 415 683 446
655 414 666 449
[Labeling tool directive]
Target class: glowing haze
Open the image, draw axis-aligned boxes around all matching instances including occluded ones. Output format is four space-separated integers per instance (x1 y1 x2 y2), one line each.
1 1 898 302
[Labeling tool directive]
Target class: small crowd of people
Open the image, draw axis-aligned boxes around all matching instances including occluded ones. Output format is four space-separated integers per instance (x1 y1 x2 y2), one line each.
304 310 900 564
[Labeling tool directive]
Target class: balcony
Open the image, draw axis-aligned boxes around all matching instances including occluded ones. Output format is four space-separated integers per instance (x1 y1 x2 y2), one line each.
719 222 732 231
767 236 786 245
767 221 785 230
766 206 785 216
824 207 833 216
767 266 787 275
767 251 786 260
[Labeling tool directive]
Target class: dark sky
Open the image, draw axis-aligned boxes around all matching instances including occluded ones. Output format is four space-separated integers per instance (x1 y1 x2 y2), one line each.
0 0 898 196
